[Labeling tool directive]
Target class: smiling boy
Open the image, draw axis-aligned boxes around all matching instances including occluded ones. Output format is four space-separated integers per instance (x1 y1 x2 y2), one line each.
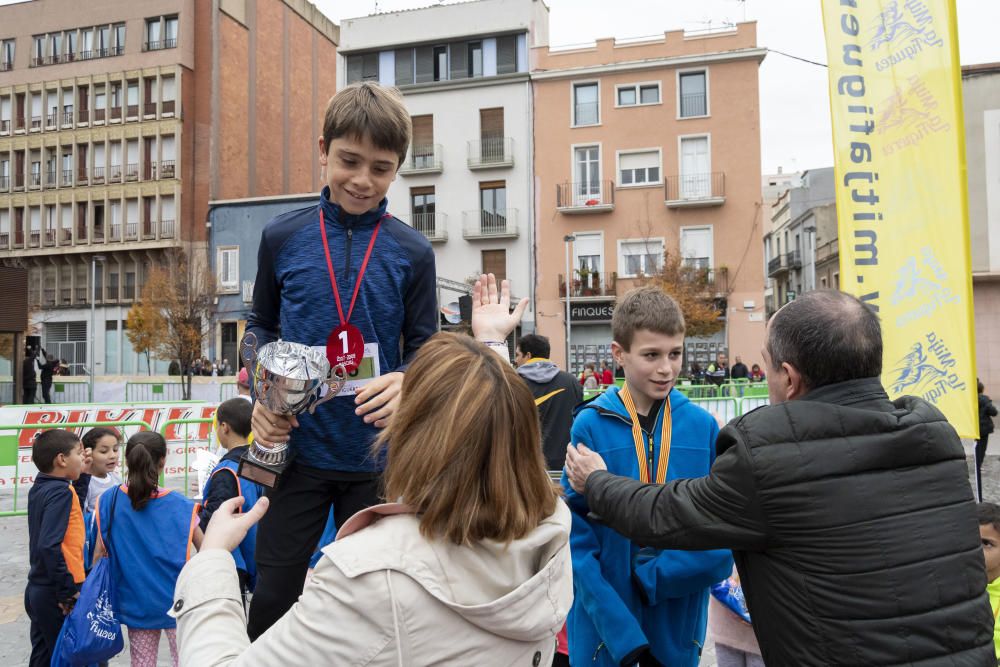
561 286 732 667
244 81 438 638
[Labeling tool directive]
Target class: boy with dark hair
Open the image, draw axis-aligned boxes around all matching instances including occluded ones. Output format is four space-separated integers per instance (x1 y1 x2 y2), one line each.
245 81 437 637
200 398 260 595
25 428 87 666
514 333 582 470
978 502 1000 659
562 286 732 667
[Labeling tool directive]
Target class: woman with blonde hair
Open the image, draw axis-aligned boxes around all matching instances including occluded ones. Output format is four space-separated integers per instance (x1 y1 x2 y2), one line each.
171 275 573 665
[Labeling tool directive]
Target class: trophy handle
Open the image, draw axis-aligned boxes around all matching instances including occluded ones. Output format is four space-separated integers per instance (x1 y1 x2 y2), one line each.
240 332 259 378
307 364 349 414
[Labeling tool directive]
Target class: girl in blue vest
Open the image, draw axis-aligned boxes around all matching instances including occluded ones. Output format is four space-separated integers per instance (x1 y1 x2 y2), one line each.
93 431 203 667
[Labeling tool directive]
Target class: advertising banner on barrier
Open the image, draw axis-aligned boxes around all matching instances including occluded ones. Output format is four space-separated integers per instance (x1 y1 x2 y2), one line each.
0 403 217 496
821 0 977 437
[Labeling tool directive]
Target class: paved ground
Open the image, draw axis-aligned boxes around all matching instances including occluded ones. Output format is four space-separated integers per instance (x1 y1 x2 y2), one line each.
1 439 997 665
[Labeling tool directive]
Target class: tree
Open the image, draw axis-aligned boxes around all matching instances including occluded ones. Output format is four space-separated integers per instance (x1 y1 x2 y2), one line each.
125 296 167 376
638 251 728 338
126 251 213 399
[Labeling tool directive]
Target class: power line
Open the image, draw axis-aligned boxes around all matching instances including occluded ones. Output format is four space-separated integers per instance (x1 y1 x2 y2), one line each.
767 48 828 68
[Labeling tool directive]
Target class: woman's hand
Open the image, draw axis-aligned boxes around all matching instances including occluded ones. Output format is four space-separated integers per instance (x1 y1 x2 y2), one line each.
471 273 529 342
201 496 270 553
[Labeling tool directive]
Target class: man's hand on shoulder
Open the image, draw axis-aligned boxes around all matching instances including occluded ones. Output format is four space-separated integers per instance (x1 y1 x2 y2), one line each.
564 443 608 494
354 371 404 428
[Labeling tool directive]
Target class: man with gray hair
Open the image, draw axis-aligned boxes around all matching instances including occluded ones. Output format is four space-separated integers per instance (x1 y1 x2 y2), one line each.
565 290 995 665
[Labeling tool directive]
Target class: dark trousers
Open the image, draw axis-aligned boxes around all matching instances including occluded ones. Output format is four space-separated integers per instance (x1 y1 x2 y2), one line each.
25 584 64 667
246 463 381 640
41 380 52 404
22 384 36 404
976 436 990 501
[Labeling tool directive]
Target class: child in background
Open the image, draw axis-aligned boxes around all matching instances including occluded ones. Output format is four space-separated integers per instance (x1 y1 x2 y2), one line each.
83 428 122 513
25 429 87 666
199 398 261 595
93 432 203 667
978 502 1000 659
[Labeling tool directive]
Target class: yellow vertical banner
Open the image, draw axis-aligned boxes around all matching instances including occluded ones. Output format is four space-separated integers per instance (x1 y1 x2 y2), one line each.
821 0 978 437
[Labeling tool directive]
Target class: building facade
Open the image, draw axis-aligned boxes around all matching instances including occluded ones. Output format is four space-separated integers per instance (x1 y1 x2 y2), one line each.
532 23 767 373
336 0 547 330
0 0 337 378
963 63 1000 393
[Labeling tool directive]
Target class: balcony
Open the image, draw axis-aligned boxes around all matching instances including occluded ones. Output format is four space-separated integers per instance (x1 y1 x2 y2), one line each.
785 249 802 270
94 108 106 123
62 110 73 126
60 228 72 243
125 164 138 181
108 223 121 241
559 271 617 298
126 104 138 118
46 112 58 128
398 144 442 175
144 38 177 51
0 120 8 134
467 137 513 169
29 231 40 247
664 172 726 208
0 176 7 192
462 208 518 240
43 288 55 306
91 166 105 185
680 93 708 118
30 116 42 130
0 233 8 248
28 173 41 189
160 161 175 179
43 229 55 246
556 181 615 214
405 212 447 243
162 100 175 115
124 222 138 240
109 165 122 183
160 219 175 238
62 169 73 186
0 61 11 72
93 225 104 242
45 170 56 187
14 174 24 191
77 168 89 185
143 102 157 116
768 254 787 277
78 109 89 123
111 107 122 121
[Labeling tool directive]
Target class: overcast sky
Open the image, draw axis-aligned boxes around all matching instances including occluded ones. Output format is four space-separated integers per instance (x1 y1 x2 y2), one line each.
318 0 1000 175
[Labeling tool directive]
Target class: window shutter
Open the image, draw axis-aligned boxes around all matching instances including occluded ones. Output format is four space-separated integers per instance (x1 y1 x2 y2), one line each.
361 53 379 81
449 41 468 80
346 55 363 83
480 107 503 138
414 46 434 83
395 48 413 85
411 115 433 148
482 250 507 283
497 35 516 74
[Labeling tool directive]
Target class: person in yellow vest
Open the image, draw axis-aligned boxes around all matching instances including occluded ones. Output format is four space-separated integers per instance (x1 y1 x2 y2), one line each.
979 502 1000 659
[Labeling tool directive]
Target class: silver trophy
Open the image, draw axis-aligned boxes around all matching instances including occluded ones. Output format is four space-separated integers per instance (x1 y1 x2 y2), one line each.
237 332 348 488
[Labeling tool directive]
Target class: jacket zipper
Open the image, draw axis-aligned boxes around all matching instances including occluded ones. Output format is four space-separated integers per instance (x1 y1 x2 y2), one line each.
345 226 353 283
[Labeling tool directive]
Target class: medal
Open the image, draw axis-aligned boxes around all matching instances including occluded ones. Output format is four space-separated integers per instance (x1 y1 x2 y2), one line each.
318 209 384 374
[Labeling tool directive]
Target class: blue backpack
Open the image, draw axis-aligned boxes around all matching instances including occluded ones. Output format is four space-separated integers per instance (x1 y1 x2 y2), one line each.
54 488 124 666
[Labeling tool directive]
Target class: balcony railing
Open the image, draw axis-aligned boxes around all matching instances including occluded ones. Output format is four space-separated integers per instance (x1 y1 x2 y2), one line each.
43 288 55 306
108 223 121 241
91 166 105 184
0 232 8 248
124 222 138 240
144 38 177 51
160 160 175 178
162 100 175 115
0 176 8 191
94 108 106 122
406 212 447 243
28 173 41 188
43 229 55 246
573 102 599 126
143 162 155 180
462 208 518 239
109 165 122 183
14 230 24 247
160 219 175 238
45 170 56 186
467 137 513 169
785 249 802 269
767 255 787 277
30 116 42 130
62 110 73 125
679 93 708 118
14 173 24 190
75 287 86 302
29 231 40 247
664 172 726 207
15 117 25 131
0 120 8 133
77 168 89 184
398 144 443 175
94 225 104 241
62 169 73 186
60 228 72 243
126 104 138 118
46 112 58 127
143 102 157 116
123 283 135 300
0 61 11 72
78 109 88 123
559 271 617 298
110 107 121 121
556 180 615 213
125 164 138 181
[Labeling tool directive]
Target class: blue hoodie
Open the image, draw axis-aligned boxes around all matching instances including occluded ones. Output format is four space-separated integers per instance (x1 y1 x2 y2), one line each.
246 188 437 471
561 386 732 667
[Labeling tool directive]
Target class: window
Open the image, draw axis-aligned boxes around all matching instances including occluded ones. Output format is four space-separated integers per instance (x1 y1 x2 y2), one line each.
679 136 710 198
410 186 435 237
433 46 447 82
113 23 126 54
617 83 660 107
573 83 599 126
574 233 603 288
32 36 43 65
345 52 379 84
146 18 161 48
679 71 707 118
482 249 507 283
162 75 175 114
394 48 414 85
49 34 61 62
619 238 663 277
410 115 433 168
468 41 483 77
479 107 505 163
618 150 660 186
496 35 517 75
479 181 507 235
98 26 110 55
126 81 138 116
65 31 76 60
81 28 93 57
680 226 713 270
1 39 14 70
164 17 178 46
573 145 601 204
217 247 239 293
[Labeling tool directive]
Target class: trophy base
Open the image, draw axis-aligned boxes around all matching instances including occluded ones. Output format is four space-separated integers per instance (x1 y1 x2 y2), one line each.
238 454 286 489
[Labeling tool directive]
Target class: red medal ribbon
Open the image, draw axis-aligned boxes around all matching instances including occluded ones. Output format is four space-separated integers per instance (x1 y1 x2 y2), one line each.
318 209 384 327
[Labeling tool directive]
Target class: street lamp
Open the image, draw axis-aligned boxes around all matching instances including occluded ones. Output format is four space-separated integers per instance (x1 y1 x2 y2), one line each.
90 254 105 401
563 235 575 373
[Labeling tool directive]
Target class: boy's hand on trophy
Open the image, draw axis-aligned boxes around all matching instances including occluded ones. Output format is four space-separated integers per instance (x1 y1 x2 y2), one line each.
354 371 404 428
251 401 299 447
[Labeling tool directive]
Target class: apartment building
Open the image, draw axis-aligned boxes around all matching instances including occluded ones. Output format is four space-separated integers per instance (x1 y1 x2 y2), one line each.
337 0 547 330
532 23 767 373
0 0 337 377
963 63 1000 392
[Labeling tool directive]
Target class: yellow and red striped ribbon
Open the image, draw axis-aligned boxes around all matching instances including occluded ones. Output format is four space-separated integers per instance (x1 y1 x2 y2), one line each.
618 385 671 484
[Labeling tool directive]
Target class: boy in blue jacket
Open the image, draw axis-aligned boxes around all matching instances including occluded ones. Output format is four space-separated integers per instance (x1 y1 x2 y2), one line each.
245 81 438 638
562 286 732 666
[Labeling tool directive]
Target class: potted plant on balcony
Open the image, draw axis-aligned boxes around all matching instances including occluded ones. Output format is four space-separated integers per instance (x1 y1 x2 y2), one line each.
576 267 598 296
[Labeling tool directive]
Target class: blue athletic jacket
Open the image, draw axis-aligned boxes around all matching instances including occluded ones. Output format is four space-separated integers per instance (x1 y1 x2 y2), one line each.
561 387 732 667
246 188 437 471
